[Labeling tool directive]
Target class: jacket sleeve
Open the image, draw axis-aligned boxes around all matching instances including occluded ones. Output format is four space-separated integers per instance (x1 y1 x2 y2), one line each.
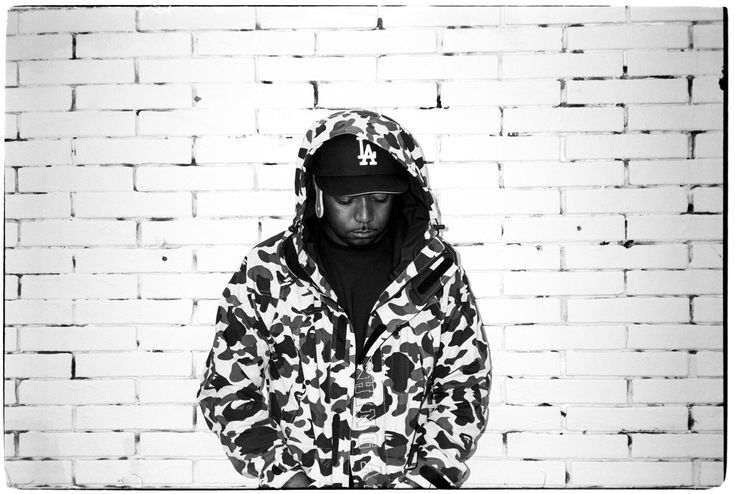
197 263 312 488
402 266 491 488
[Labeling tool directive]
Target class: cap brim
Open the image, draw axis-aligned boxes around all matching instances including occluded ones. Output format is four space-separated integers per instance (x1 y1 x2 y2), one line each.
316 175 408 197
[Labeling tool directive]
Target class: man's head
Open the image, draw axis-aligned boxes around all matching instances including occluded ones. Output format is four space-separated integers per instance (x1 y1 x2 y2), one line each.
310 134 408 247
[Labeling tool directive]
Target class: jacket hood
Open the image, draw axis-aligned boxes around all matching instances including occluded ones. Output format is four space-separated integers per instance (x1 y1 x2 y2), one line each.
290 109 443 237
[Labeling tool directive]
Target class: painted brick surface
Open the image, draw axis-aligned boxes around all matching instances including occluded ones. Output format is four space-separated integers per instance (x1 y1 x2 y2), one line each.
4 5 723 490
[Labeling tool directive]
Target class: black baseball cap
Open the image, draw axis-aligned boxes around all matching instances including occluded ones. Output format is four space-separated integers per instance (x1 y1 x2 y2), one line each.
311 134 409 196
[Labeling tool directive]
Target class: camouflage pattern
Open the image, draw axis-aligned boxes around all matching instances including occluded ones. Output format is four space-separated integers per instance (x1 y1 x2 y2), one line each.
198 109 491 488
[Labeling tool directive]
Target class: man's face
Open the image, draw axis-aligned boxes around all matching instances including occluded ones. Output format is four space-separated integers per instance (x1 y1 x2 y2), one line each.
323 192 394 247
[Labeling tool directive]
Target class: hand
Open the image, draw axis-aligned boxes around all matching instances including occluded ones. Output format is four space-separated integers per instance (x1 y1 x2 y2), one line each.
283 472 311 488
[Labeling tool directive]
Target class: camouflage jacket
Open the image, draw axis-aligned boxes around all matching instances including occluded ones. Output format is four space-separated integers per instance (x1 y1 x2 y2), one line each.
198 110 491 488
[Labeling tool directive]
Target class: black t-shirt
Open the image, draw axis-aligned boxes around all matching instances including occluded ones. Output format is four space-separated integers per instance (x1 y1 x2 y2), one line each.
314 223 395 356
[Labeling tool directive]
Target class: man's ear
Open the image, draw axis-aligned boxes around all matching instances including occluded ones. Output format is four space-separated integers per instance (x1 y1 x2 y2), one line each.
313 177 324 218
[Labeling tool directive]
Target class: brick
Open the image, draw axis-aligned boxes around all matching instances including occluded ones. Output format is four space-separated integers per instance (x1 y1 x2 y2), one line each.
7 9 19 34
566 244 688 270
504 6 625 24
5 328 18 351
567 187 687 214
75 247 193 273
691 243 723 268
5 433 15 456
695 132 723 158
5 300 72 324
443 27 561 52
628 270 722 295
140 273 228 299
566 406 688 432
569 25 688 50
699 461 724 486
628 159 723 185
319 29 434 55
505 325 625 350
632 433 722 458
505 272 622 296
138 326 213 351
6 275 19 299
76 84 192 110
76 351 191 378
566 79 688 104
692 187 723 213
484 405 561 431
5 193 71 219
632 378 723 404
628 214 722 241
507 378 626 405
196 136 298 164
196 82 312 109
379 54 497 80
76 300 192 324
505 107 623 132
196 31 313 57
457 245 560 270
19 326 137 351
461 271 498 297
628 104 723 131
438 189 557 215
383 6 500 27
693 24 724 48
503 161 623 187
6 114 18 139
20 111 135 139
6 222 19 248
6 87 71 113
75 191 192 218
139 6 255 30
136 165 253 192
21 274 137 299
442 136 558 161
691 406 723 431
442 80 560 106
18 379 136 405
77 32 190 58
491 351 560 376
570 461 692 487
255 109 333 135
629 7 722 21
260 6 375 28
21 219 136 246
568 351 688 377
428 163 498 190
6 34 72 60
259 219 294 244
75 137 191 165
504 52 621 78
568 297 689 323
377 108 502 136
19 431 134 457
476 298 561 324
19 59 135 85
567 134 688 159
696 351 723 377
627 50 723 76
260 56 375 82
18 166 132 192
194 459 260 485
505 215 624 242
464 459 565 487
19 7 136 33
4 353 72 378
5 406 72 431
692 76 723 103
139 109 256 136
141 219 258 246
508 433 627 459
6 61 18 86
629 325 722 350
76 405 193 430
693 296 722 323
139 57 254 83
470 433 504 457
4 460 72 486
140 432 223 457
255 164 294 190
5 168 16 193
5 381 17 405
196 246 249 272
139 379 200 404
75 459 192 485
5 140 71 166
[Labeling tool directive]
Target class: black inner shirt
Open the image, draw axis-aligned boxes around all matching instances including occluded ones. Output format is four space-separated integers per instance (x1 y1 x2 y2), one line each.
314 222 396 356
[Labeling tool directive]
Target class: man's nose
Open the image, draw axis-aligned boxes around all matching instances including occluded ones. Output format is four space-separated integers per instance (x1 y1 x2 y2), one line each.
355 197 372 223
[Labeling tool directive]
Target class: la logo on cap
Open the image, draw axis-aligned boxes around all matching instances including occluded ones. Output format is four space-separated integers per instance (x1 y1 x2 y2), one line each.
357 138 377 166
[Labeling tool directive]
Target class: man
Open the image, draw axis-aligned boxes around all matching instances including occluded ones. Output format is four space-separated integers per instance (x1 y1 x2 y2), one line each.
198 109 491 488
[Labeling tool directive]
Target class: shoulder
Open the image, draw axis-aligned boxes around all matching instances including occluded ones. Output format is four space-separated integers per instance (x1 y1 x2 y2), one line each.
231 230 291 295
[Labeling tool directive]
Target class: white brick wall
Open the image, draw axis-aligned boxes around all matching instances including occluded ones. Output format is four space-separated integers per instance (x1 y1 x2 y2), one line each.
4 5 723 489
